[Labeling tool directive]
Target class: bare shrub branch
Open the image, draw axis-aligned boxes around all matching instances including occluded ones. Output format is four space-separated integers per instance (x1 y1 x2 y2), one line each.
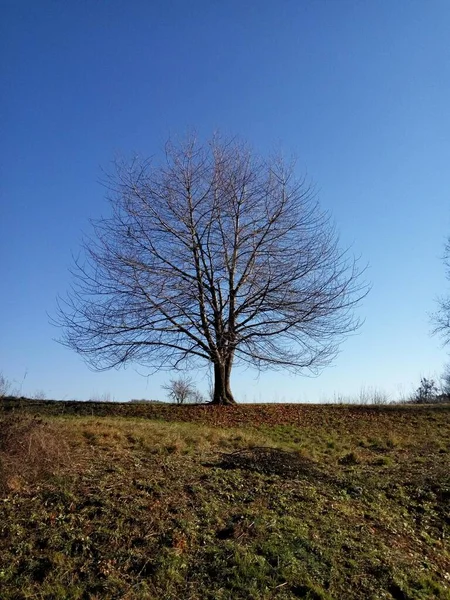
0 373 11 398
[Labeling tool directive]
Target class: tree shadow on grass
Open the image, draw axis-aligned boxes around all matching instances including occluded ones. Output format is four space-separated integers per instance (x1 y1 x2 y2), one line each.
212 446 327 481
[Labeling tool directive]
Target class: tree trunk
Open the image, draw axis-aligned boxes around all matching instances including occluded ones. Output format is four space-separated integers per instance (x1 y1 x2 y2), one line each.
211 360 236 405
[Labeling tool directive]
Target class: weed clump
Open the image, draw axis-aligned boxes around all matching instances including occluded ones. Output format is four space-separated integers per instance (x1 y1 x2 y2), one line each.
338 451 360 465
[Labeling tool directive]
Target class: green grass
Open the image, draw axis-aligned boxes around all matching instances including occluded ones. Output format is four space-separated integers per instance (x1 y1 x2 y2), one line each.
0 404 449 599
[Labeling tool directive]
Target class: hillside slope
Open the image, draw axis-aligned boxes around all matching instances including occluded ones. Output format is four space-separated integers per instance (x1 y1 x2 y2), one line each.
0 403 449 599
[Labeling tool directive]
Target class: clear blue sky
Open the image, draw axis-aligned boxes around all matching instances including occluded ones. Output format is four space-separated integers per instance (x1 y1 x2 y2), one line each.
2 0 450 402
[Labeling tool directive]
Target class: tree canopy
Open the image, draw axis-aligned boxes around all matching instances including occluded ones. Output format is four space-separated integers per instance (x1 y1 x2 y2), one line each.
56 135 368 404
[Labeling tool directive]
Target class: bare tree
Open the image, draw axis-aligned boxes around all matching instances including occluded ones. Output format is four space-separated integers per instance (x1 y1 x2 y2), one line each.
410 377 438 404
162 376 204 404
433 239 450 346
55 135 368 405
441 364 450 396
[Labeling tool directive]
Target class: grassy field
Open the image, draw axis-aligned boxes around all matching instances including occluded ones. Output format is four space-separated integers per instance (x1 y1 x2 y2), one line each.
0 401 449 599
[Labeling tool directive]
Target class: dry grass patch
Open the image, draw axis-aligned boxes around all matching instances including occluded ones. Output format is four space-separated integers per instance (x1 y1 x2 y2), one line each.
0 413 70 492
55 417 272 459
